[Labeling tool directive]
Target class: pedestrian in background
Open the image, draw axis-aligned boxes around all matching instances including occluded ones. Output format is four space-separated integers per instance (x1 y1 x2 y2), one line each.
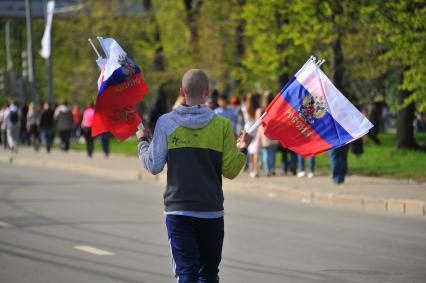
214 93 237 135
329 144 349 184
206 96 217 110
5 101 20 152
100 132 110 157
19 102 29 145
0 103 8 149
279 145 297 175
54 100 74 151
81 102 95 157
39 101 55 153
71 104 82 142
26 102 41 151
256 91 277 177
244 92 261 178
297 155 315 178
234 94 246 136
137 69 249 283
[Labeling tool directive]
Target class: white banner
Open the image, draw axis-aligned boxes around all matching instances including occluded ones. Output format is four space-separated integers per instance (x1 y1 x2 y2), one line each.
40 1 55 59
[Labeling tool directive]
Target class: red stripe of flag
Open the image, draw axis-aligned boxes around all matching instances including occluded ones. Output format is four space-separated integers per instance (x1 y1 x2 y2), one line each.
262 97 332 158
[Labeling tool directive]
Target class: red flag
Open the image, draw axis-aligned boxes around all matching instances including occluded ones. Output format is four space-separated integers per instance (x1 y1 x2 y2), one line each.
91 38 149 141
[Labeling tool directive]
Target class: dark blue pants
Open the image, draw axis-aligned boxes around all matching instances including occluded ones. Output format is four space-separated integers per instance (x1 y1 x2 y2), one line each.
281 148 297 175
329 144 349 184
100 132 110 156
165 215 224 283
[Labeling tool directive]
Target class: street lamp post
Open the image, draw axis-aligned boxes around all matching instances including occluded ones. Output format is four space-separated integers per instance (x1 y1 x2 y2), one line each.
25 0 38 103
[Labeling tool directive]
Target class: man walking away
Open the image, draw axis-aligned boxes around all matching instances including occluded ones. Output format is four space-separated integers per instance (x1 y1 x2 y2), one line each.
54 100 74 151
137 69 249 283
39 101 55 153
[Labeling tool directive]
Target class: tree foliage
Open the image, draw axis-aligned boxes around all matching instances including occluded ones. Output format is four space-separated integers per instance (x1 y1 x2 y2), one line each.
0 0 425 146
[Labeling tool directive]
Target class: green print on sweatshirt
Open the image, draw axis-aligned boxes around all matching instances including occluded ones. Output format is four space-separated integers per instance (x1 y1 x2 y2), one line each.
167 115 245 180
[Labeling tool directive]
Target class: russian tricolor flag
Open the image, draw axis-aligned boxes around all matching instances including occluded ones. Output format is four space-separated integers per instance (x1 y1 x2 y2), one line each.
262 57 373 158
92 37 149 141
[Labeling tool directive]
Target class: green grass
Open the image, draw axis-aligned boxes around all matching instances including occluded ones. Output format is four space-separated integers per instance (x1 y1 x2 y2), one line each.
70 137 140 155
346 132 426 181
278 132 426 181
71 132 426 181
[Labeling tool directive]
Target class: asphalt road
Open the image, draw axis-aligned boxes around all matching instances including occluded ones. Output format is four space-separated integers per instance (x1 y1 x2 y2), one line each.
0 163 425 283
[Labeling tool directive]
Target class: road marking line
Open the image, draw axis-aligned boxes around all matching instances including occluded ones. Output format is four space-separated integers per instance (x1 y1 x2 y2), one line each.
0 221 12 228
74 245 115 256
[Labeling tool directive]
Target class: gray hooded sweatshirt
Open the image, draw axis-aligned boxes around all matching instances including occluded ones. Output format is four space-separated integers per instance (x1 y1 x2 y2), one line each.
138 104 246 212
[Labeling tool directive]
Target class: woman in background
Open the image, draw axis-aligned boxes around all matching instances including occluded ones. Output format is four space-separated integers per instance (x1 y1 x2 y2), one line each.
81 102 95 157
255 92 277 177
26 102 41 151
244 92 261 178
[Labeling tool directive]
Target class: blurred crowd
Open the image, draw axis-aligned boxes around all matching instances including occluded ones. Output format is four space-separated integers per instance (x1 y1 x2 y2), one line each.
2 93 425 185
0 100 110 158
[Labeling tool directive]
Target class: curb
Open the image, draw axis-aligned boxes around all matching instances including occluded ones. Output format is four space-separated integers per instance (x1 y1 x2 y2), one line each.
226 180 425 217
1 154 424 218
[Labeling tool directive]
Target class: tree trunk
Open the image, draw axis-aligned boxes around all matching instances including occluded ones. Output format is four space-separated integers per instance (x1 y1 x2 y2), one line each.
230 0 246 92
329 1 351 101
235 0 245 64
183 0 202 61
143 0 164 72
331 30 346 95
396 86 417 149
275 10 289 87
142 0 166 128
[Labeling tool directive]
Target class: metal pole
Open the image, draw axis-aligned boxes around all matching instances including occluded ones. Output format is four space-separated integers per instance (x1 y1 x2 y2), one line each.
47 49 53 104
44 0 54 104
25 0 38 102
5 21 13 101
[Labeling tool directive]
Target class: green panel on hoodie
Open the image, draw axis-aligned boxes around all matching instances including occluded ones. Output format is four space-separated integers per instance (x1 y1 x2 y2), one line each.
167 115 246 180
167 115 225 152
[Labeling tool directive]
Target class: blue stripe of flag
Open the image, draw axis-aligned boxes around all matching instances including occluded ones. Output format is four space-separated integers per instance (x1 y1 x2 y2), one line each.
280 78 354 146
98 65 141 96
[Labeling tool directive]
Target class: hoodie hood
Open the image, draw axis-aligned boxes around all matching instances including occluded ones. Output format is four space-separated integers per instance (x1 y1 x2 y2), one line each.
171 104 215 129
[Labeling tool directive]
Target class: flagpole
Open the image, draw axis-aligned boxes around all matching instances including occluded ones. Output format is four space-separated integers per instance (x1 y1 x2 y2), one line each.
316 59 325 67
295 55 315 77
88 38 102 59
246 112 267 136
137 123 145 131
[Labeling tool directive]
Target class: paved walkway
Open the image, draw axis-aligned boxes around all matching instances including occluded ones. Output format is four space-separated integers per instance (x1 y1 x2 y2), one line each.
1 147 425 217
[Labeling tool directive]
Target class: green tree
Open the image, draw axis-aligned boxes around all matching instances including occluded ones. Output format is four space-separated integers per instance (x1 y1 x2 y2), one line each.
376 1 426 149
242 0 332 93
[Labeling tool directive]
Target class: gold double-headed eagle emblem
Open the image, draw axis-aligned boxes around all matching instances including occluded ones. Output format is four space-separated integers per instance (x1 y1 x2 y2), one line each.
298 93 328 124
109 107 136 124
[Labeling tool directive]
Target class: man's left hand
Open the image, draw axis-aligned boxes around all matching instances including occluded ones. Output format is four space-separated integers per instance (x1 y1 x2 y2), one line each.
136 128 152 141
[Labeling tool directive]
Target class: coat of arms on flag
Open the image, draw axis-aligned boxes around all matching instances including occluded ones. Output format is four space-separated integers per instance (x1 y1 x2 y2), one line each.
298 94 328 124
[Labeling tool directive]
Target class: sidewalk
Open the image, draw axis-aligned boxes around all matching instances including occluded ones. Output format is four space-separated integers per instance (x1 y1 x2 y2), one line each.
1 147 425 217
